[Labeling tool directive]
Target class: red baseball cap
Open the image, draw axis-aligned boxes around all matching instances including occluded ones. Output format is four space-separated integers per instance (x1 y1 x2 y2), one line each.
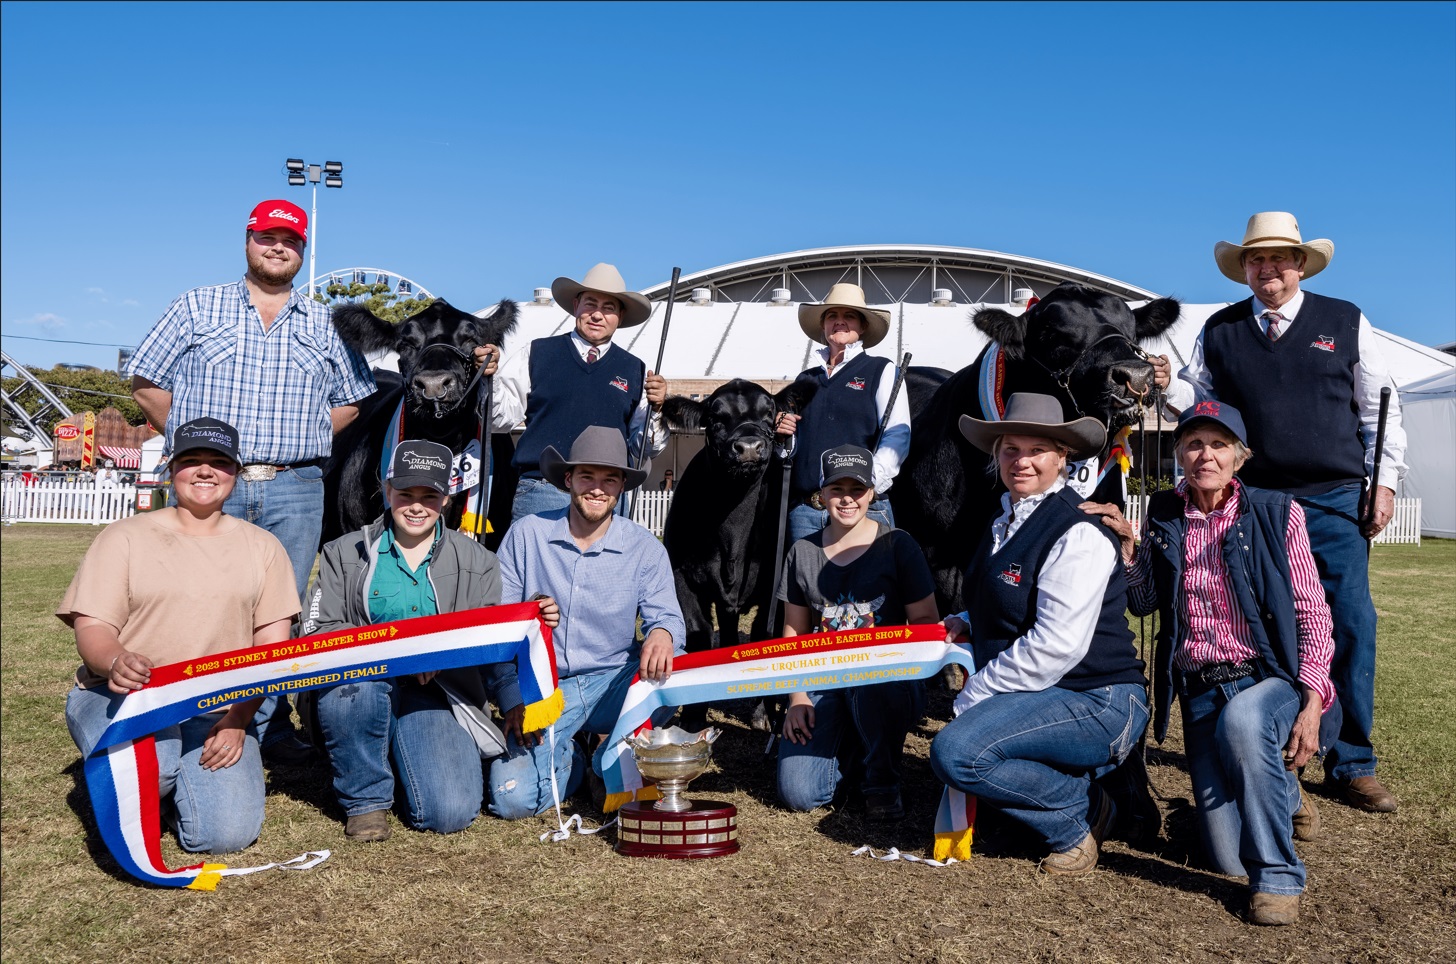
246 200 307 242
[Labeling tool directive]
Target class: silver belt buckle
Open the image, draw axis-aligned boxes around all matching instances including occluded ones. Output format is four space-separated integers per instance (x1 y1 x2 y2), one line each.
240 464 278 481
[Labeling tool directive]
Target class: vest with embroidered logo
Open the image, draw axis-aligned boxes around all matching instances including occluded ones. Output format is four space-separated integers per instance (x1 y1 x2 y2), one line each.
513 335 644 476
790 352 891 500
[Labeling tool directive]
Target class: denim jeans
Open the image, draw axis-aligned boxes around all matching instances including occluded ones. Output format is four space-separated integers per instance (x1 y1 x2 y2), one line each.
511 476 570 523
1180 673 1305 895
929 683 1149 852
487 660 675 820
66 684 265 854
777 681 925 811
1296 481 1379 781
315 678 483 833
788 497 894 544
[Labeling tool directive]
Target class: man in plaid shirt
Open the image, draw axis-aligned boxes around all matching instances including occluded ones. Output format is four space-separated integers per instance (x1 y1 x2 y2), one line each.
129 199 376 757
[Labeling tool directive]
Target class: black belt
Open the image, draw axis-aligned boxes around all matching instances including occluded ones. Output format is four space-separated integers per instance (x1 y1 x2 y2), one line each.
1182 660 1258 693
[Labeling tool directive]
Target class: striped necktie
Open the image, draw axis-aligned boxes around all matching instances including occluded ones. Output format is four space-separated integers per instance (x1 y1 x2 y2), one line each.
1263 310 1284 341
586 346 600 364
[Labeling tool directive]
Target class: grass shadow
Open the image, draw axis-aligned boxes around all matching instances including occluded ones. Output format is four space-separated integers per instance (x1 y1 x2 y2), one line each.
62 758 136 885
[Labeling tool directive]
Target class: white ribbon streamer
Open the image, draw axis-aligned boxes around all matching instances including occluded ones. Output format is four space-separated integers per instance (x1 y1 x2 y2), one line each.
850 845 962 869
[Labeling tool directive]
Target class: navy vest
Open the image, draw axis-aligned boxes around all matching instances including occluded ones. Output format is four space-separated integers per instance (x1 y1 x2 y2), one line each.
512 335 645 476
1202 293 1364 496
790 352 891 500
966 486 1144 692
1143 486 1339 750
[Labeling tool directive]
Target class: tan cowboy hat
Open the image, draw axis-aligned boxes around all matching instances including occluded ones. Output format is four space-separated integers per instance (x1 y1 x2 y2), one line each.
1213 212 1335 284
540 425 650 492
958 393 1106 460
797 282 892 349
551 263 653 328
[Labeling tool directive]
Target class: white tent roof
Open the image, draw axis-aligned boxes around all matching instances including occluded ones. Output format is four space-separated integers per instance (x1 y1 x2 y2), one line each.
1397 367 1456 539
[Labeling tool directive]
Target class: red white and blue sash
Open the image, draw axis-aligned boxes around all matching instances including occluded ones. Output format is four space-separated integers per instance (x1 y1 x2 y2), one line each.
85 602 560 890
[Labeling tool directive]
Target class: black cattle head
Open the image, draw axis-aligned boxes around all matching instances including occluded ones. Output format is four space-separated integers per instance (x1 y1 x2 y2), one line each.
662 378 818 479
972 282 1180 431
333 299 519 419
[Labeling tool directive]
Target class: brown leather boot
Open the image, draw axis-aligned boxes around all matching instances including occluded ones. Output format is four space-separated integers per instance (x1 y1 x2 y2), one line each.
345 809 391 842
1331 775 1398 813
1292 783 1321 841
1248 891 1300 926
1041 787 1116 876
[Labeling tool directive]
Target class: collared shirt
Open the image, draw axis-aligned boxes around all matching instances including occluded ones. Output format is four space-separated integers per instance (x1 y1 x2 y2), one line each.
1125 479 1336 708
1170 290 1408 489
953 478 1119 714
130 278 376 465
496 507 685 677
367 523 440 623
490 330 667 456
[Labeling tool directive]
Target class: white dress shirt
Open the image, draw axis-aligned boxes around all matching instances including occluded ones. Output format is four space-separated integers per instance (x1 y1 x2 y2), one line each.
952 478 1119 715
1169 289 1407 490
490 329 667 455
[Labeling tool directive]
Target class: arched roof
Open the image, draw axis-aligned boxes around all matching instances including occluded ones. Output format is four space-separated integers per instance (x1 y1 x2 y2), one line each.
639 244 1160 305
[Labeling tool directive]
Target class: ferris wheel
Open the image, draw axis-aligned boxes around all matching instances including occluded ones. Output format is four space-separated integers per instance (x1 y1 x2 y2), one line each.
296 268 437 302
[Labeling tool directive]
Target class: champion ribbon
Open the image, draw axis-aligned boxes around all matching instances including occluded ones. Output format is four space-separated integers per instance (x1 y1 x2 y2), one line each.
380 398 488 534
84 602 560 890
598 624 976 859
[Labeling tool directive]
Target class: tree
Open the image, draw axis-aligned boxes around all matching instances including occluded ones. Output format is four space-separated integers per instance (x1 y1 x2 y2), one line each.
0 366 147 432
316 280 435 324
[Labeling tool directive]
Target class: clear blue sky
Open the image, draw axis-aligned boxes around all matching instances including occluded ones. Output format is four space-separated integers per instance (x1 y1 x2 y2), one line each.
3 1 1453 371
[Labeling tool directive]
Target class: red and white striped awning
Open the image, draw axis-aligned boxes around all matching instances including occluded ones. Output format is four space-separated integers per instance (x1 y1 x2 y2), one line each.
99 445 141 468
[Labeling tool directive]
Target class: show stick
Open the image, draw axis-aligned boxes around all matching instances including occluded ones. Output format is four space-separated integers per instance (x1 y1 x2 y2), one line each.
1365 385 1391 556
624 267 682 520
870 352 912 450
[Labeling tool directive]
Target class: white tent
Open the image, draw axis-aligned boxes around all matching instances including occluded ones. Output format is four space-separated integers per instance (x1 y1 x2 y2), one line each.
140 434 166 481
1398 369 1456 539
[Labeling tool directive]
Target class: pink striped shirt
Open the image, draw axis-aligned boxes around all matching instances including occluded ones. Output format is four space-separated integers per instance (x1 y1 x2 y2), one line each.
1126 480 1335 710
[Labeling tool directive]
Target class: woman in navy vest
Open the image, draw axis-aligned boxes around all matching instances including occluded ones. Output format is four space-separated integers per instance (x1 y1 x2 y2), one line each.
1083 400 1336 926
928 393 1148 876
776 283 911 544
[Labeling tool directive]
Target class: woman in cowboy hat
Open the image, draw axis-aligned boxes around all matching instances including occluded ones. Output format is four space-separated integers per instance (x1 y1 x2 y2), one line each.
776 283 911 545
928 393 1148 876
1082 400 1335 926
484 263 670 522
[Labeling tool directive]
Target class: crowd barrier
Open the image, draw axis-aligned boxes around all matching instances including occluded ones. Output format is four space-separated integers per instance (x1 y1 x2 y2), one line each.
1124 496 1422 546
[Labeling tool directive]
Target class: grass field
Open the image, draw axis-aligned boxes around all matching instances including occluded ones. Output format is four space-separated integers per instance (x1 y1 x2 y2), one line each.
2 525 1452 963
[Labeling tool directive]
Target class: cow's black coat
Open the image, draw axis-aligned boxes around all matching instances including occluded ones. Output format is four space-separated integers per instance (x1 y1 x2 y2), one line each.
322 299 519 547
660 378 818 653
891 283 1180 612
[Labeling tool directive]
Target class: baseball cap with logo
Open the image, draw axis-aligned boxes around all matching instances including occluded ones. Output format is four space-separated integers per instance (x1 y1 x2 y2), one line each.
246 200 308 242
387 440 452 496
1175 399 1248 446
819 444 875 490
170 417 241 465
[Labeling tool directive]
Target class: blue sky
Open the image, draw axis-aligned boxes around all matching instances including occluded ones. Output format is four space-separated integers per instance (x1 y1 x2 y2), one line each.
3 1 1453 371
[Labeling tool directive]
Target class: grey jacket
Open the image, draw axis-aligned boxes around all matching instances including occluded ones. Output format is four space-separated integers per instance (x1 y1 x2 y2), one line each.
304 515 522 715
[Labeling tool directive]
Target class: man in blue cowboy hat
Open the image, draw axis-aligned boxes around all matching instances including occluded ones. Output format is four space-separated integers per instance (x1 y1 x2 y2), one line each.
486 426 684 819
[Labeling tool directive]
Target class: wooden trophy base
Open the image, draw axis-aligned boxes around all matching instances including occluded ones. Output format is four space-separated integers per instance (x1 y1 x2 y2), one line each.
615 800 740 859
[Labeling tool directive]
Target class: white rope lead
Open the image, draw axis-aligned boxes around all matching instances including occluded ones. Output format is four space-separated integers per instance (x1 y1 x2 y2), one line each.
218 850 332 877
538 725 616 843
850 845 961 869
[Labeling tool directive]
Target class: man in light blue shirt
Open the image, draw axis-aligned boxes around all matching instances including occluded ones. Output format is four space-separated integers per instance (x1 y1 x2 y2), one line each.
488 427 684 820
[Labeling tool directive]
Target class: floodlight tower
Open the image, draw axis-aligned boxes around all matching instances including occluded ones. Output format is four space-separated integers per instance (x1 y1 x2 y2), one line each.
284 158 344 296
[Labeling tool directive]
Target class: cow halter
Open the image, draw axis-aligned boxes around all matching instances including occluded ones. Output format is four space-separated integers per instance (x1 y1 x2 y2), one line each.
408 343 488 419
1025 327 1149 417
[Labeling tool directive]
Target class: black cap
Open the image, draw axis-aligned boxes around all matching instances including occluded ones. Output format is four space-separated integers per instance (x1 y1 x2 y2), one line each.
171 417 241 464
387 440 452 495
818 444 875 489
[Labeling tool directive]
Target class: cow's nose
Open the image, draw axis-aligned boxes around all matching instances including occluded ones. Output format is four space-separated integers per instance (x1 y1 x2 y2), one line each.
733 438 765 462
1110 360 1154 397
411 373 456 399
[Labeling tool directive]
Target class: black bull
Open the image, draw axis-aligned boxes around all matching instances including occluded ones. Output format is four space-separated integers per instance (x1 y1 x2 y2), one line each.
321 299 520 547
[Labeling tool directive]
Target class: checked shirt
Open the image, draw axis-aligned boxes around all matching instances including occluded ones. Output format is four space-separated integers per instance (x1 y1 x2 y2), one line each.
131 278 375 465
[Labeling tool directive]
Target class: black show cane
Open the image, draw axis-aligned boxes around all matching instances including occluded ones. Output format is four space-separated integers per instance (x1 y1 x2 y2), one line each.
871 352 912 449
624 267 681 519
1365 386 1391 558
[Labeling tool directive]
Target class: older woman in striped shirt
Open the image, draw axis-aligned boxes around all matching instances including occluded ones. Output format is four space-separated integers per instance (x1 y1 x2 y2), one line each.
1085 400 1335 928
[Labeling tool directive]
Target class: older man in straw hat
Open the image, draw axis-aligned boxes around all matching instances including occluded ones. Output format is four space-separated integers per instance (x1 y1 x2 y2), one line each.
483 263 669 522
1162 212 1407 814
776 282 911 543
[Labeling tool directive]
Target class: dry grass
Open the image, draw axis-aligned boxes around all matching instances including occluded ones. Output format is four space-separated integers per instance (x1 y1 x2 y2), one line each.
2 526 1453 963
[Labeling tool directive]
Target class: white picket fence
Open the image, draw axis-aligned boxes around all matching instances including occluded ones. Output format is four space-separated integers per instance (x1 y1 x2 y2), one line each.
1124 496 1422 546
630 490 674 537
2 476 140 525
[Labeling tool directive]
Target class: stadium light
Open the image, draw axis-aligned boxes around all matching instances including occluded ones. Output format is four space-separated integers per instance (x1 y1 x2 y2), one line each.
282 157 346 296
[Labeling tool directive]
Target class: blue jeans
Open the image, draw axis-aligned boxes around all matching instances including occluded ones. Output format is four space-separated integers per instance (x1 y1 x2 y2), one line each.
487 660 675 820
66 684 265 854
224 463 322 746
777 681 925 811
929 683 1149 852
1296 482 1378 781
788 497 894 544
511 476 570 523
315 678 483 833
1180 673 1305 895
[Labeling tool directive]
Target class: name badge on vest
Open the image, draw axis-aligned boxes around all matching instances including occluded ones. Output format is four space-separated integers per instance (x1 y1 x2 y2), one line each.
449 439 482 495
1065 456 1099 498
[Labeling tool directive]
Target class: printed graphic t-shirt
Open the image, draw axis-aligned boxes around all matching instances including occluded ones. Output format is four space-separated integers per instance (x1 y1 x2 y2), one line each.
779 523 936 633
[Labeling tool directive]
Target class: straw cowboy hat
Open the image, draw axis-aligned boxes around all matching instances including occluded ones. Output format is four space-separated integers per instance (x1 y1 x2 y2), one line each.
797 282 892 349
551 263 653 328
958 392 1106 460
1214 212 1335 284
540 425 650 491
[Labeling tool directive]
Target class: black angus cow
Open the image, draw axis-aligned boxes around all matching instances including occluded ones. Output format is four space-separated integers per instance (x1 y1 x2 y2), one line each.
659 378 818 654
322 299 519 547
891 282 1180 613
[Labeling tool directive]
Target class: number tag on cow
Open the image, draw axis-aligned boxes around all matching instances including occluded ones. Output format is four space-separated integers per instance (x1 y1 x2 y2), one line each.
449 440 482 495
1065 456 1098 498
